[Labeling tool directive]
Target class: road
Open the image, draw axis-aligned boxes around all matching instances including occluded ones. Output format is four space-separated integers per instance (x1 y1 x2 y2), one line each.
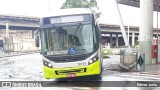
0 53 160 90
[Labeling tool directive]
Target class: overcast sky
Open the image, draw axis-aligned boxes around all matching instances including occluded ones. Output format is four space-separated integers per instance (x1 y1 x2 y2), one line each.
0 0 65 17
0 0 159 27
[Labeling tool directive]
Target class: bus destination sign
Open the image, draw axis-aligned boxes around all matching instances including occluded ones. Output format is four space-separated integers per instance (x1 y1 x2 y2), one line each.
50 15 85 24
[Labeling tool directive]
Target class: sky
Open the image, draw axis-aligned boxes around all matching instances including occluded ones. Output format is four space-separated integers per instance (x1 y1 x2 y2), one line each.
0 0 65 17
0 0 159 27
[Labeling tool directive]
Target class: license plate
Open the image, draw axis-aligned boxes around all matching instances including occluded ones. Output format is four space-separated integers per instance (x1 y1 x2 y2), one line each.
67 73 76 77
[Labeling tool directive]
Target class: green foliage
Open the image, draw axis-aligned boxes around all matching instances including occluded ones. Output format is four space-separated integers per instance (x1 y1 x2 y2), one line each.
135 45 139 50
102 48 112 58
61 0 85 8
61 0 101 18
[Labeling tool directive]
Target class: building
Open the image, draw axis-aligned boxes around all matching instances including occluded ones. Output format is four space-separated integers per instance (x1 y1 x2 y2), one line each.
0 14 39 52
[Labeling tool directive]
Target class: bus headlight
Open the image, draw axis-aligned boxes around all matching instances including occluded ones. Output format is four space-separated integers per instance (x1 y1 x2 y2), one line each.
48 63 52 67
88 55 98 65
43 60 53 68
93 57 97 61
89 60 93 64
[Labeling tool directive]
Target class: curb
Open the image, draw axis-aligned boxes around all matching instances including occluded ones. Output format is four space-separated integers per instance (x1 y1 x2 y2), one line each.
0 52 40 58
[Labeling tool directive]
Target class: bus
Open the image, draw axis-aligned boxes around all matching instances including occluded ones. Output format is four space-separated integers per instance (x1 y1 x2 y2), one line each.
35 8 103 79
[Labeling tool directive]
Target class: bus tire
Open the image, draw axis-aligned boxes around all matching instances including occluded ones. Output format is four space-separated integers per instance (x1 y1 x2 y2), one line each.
56 78 68 82
95 74 102 80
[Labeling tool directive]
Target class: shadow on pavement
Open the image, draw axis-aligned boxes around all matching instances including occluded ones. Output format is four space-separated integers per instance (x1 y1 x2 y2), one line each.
43 75 102 87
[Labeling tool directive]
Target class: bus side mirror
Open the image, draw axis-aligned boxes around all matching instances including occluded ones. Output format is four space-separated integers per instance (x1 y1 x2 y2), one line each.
35 36 40 47
96 25 102 40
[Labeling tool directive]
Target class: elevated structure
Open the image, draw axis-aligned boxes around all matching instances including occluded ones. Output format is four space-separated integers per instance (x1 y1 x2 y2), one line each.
117 0 160 12
0 14 40 38
0 14 39 30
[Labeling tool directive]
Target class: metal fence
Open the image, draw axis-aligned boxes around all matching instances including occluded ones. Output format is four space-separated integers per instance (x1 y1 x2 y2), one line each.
3 42 39 53
3 43 21 53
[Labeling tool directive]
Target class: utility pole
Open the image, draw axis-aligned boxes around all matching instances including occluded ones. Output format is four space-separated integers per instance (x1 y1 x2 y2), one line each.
128 26 129 43
113 0 132 53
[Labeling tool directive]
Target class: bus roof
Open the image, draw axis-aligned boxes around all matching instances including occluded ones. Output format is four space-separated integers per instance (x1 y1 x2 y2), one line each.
45 8 93 17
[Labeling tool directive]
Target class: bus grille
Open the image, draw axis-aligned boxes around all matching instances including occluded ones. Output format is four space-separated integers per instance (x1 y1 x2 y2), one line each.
55 68 86 75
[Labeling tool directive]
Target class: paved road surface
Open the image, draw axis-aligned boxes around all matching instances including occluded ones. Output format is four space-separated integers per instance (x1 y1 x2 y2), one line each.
0 53 160 90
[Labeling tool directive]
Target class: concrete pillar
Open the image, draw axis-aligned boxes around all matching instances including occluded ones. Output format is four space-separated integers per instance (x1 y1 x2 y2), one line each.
110 34 112 47
5 22 9 38
132 33 135 46
128 26 130 42
116 34 119 47
140 0 153 64
32 30 34 38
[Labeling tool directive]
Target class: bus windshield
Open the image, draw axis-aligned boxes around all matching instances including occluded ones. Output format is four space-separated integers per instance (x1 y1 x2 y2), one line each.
41 24 98 56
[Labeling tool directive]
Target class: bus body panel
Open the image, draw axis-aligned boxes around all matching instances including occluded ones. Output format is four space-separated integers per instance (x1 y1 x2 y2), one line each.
42 51 98 68
42 48 102 79
43 60 101 79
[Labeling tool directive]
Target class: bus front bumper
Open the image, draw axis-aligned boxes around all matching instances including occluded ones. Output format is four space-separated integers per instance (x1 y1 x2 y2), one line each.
43 60 101 79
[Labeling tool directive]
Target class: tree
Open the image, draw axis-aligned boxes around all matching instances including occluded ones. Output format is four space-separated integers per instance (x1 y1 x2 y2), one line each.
61 0 101 18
